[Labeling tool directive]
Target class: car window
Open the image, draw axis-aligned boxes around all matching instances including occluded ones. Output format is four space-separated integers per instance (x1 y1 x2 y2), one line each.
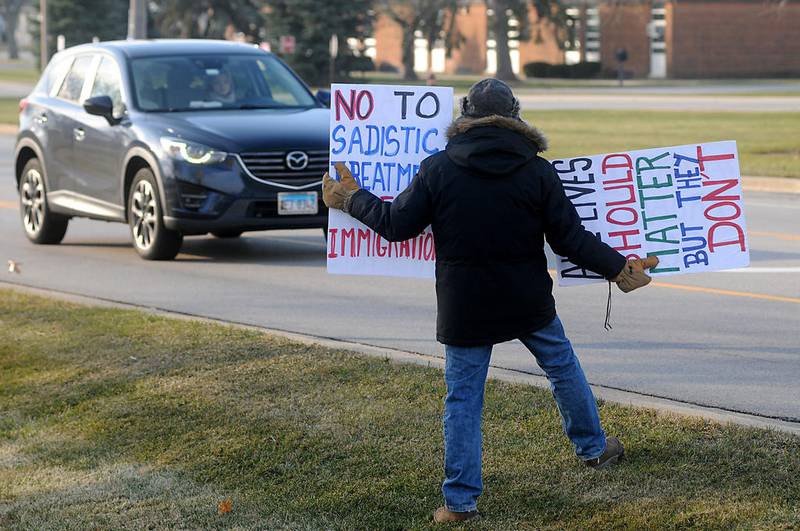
90 56 124 116
35 55 72 95
130 54 316 112
57 55 94 102
256 57 310 106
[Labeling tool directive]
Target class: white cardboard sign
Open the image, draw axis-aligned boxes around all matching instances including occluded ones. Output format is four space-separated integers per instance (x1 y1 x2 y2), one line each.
326 83 454 278
554 141 750 286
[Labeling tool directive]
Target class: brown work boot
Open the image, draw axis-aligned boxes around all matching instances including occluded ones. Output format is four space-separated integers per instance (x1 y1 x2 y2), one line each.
433 506 480 523
584 436 625 469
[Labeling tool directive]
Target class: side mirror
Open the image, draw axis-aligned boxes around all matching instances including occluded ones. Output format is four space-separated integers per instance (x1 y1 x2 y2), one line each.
316 89 331 108
83 95 118 124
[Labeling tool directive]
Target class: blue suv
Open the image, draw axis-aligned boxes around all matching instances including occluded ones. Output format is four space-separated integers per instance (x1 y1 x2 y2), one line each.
14 39 330 259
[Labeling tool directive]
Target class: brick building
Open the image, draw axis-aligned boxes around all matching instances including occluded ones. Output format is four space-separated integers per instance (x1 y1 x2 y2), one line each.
369 0 800 79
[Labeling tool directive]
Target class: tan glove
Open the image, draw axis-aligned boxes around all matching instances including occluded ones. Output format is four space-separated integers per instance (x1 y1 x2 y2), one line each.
612 256 659 293
323 162 360 211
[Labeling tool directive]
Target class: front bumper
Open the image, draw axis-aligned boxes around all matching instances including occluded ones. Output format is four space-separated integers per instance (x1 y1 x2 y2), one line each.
161 154 328 235
163 199 328 234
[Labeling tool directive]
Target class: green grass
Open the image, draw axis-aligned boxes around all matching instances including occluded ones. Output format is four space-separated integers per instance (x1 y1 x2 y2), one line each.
1 289 798 529
0 97 20 126
0 67 40 85
524 110 800 178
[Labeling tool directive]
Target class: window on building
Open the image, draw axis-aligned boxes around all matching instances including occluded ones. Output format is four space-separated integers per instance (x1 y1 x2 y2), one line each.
585 7 601 63
564 7 581 65
413 30 447 73
648 2 667 78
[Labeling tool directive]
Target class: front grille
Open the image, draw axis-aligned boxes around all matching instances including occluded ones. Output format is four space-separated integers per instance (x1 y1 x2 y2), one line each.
239 149 328 183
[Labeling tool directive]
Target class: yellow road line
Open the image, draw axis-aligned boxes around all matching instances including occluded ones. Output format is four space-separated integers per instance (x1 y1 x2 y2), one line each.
652 281 800 304
0 200 17 209
749 230 800 242
549 268 798 303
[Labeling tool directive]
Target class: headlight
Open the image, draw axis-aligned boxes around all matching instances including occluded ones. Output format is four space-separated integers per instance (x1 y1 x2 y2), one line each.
160 137 227 165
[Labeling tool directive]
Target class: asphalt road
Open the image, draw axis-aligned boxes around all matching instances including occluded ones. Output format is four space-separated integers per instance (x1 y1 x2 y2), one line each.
1 134 798 423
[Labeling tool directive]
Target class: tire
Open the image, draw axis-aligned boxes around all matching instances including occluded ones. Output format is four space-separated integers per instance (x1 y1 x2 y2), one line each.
127 168 182 260
19 158 69 244
211 230 243 239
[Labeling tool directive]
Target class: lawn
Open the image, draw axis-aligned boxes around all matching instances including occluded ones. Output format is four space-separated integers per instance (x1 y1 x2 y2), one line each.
0 67 39 85
1 289 798 529
524 110 800 178
0 97 19 126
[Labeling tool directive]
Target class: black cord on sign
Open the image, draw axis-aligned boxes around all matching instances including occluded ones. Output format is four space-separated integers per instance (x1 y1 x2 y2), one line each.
604 281 613 331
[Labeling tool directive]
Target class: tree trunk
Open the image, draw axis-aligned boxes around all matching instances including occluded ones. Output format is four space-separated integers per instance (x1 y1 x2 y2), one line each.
180 12 194 39
3 5 20 60
427 45 433 76
492 1 517 82
401 24 417 81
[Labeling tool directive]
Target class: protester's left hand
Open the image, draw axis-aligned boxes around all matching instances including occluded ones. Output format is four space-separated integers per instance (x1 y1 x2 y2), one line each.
323 162 361 211
613 256 659 293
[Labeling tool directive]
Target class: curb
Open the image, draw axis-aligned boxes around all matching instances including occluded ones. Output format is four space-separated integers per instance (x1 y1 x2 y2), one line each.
2 280 799 436
742 175 800 195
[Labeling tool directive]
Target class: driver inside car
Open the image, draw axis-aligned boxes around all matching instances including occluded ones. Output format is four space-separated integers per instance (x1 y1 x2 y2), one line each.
209 69 237 104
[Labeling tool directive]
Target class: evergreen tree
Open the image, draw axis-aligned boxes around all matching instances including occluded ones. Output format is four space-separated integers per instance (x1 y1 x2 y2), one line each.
151 0 262 40
489 0 565 82
31 0 128 66
381 0 463 81
264 0 375 86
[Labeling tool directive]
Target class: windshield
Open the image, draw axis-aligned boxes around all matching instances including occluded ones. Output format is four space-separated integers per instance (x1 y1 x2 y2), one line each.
130 54 316 112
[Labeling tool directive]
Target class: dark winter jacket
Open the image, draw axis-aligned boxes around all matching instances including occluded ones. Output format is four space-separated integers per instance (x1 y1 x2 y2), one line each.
347 115 627 346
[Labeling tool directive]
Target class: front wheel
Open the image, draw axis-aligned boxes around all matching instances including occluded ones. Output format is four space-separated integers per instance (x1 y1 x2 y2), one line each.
19 158 69 244
127 168 182 260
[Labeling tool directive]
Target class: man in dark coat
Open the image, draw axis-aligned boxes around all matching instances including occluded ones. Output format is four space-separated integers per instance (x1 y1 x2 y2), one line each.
323 79 657 523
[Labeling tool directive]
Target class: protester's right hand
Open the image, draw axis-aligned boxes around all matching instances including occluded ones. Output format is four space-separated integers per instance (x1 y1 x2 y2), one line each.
322 162 361 211
612 256 659 293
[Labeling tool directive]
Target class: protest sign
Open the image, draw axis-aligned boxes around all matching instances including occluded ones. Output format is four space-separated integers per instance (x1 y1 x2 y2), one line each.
554 141 749 286
326 83 454 278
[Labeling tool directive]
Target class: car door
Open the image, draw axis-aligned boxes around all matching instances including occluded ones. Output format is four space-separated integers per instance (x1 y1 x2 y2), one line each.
71 54 131 209
26 54 73 192
44 54 95 193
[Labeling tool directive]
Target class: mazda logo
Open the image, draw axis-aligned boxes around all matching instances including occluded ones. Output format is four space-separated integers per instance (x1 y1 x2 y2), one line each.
285 151 309 171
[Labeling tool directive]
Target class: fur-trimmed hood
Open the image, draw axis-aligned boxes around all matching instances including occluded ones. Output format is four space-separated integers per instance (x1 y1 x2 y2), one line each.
445 114 548 152
444 114 548 177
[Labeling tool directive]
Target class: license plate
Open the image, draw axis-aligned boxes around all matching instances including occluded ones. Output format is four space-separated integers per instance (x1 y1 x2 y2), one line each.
277 191 318 215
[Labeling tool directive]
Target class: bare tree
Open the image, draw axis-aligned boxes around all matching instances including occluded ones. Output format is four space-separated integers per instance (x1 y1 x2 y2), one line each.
381 0 463 81
489 0 520 81
1 0 27 59
489 0 564 82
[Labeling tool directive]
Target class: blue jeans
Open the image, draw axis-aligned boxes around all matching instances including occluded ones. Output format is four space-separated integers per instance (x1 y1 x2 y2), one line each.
441 315 605 512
